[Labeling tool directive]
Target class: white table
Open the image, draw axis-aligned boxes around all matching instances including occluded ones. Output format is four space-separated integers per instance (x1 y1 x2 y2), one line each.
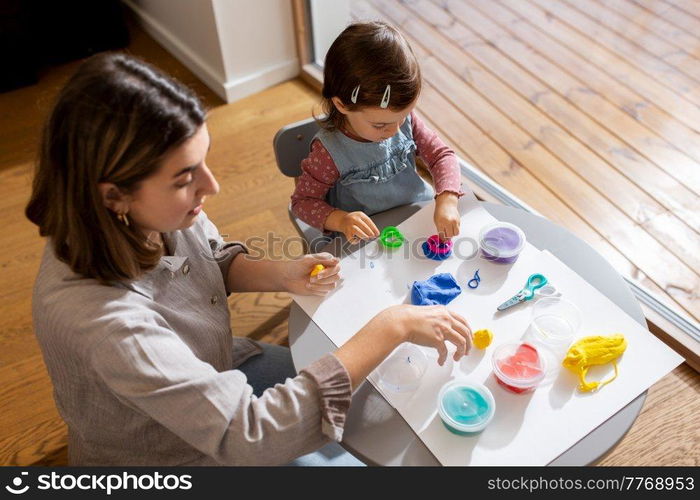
289 202 646 465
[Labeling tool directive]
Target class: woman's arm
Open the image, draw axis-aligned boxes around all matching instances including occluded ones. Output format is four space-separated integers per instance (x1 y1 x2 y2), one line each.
90 317 349 465
202 205 340 295
226 252 341 295
336 304 473 389
90 302 470 465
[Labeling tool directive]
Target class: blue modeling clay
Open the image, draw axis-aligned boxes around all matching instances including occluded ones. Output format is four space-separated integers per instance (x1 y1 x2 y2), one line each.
411 273 462 306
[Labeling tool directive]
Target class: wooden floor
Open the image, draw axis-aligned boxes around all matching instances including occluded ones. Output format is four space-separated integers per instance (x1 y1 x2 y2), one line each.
353 0 700 336
0 22 311 465
0 7 698 466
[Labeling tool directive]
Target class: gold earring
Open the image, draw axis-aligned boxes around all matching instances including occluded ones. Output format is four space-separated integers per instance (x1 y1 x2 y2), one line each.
117 212 130 227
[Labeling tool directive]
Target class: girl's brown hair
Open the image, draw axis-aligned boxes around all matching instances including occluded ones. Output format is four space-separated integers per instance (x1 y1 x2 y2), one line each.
319 21 422 131
26 52 206 284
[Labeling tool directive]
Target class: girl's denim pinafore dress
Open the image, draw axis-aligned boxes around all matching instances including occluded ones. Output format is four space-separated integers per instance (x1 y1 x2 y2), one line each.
314 114 434 215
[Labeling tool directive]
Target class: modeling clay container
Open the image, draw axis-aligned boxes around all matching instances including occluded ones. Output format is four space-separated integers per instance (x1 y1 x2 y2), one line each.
492 342 546 394
478 222 526 264
437 380 496 435
376 344 428 393
527 298 582 362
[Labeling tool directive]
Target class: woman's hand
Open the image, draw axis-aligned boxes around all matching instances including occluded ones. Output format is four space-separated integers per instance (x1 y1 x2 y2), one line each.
372 304 473 365
335 304 472 389
433 192 460 240
281 253 341 296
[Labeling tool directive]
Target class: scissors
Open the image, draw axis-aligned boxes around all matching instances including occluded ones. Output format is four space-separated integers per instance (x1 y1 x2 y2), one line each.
497 274 555 311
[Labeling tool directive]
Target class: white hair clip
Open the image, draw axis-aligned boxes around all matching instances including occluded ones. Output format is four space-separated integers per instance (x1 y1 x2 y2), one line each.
350 84 360 104
380 84 391 108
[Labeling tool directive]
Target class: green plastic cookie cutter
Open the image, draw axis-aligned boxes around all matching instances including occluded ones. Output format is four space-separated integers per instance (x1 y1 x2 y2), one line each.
379 226 405 248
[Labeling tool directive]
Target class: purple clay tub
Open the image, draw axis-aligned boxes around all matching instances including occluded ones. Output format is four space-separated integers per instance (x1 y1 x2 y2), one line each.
478 222 526 264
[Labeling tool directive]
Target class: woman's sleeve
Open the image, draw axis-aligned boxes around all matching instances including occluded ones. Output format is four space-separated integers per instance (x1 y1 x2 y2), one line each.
290 140 341 231
198 211 248 295
411 111 465 197
89 318 352 465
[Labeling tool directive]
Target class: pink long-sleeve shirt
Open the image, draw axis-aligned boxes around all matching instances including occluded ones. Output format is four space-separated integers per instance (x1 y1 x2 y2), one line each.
291 111 463 230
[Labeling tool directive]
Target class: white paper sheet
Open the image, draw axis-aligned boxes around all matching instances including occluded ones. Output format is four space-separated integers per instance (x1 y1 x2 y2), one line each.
292 199 683 465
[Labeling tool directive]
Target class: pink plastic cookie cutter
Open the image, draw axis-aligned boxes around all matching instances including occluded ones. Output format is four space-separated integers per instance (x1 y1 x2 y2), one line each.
425 234 453 259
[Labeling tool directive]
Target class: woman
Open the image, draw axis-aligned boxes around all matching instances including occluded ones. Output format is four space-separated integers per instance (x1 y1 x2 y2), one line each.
26 53 473 466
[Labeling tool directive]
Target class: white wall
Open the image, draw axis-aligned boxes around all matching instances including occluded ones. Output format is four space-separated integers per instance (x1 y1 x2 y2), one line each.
309 0 351 66
123 0 299 103
212 0 299 102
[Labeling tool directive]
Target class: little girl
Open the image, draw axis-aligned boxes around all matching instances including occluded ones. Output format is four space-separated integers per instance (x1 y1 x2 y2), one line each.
291 21 464 243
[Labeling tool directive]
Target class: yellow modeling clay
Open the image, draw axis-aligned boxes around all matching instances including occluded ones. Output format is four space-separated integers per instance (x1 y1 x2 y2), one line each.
562 334 627 392
310 264 325 277
473 329 493 349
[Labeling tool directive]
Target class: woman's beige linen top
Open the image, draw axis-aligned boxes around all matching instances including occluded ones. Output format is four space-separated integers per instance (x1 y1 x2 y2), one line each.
32 212 351 465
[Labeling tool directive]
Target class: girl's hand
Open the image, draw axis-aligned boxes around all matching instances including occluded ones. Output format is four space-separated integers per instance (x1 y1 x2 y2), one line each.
373 304 473 365
282 253 341 296
434 192 460 240
340 211 380 244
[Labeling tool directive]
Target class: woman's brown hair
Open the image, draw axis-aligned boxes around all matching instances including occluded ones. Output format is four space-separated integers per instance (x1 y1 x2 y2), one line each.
319 21 421 131
26 52 206 284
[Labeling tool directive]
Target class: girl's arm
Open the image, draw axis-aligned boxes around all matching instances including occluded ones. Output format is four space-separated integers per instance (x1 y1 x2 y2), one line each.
290 140 341 231
411 111 464 238
290 139 378 241
411 111 464 198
